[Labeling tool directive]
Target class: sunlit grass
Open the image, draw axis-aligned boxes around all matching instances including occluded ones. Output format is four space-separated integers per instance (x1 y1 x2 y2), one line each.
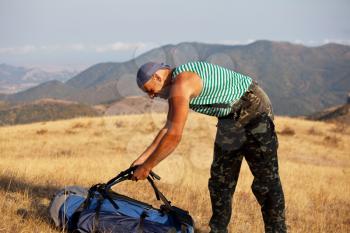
0 113 349 232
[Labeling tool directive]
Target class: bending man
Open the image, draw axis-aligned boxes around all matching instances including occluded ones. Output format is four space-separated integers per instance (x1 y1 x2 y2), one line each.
130 61 287 233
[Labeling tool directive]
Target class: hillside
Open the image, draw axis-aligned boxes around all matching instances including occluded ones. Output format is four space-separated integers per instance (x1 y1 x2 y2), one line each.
0 113 349 232
307 104 350 124
5 41 350 116
0 93 7 101
104 96 168 115
0 99 101 125
0 96 168 126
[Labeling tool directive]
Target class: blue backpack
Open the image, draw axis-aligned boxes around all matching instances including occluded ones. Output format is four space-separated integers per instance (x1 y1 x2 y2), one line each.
49 167 195 233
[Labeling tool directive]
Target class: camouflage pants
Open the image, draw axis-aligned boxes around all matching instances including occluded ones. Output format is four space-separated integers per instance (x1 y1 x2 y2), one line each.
208 82 287 233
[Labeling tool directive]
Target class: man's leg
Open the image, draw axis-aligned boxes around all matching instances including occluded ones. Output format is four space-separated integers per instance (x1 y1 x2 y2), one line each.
243 113 287 233
208 118 246 233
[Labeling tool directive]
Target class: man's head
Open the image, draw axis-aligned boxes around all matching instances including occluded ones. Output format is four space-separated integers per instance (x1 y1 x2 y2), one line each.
136 62 173 99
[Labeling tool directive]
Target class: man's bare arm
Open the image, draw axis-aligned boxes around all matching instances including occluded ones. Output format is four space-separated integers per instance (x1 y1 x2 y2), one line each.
141 75 191 170
130 100 173 166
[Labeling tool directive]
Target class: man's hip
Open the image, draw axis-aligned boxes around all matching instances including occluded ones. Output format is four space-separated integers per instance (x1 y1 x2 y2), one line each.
219 81 274 127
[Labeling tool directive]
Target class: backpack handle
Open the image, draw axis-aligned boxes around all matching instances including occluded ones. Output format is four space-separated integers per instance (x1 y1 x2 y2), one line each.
105 166 160 187
105 166 172 210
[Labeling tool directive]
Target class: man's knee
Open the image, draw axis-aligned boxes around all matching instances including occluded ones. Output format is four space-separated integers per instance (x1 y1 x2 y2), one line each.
209 166 241 192
251 178 285 209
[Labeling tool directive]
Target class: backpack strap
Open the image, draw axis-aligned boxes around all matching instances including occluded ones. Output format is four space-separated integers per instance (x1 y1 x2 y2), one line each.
92 195 103 233
105 166 172 209
146 176 172 210
136 212 149 233
82 184 120 233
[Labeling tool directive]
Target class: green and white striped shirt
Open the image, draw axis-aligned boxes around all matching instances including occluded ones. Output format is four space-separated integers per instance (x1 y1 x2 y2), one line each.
172 61 252 117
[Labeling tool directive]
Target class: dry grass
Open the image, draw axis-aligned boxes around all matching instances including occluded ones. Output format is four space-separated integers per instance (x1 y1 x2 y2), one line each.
0 113 349 233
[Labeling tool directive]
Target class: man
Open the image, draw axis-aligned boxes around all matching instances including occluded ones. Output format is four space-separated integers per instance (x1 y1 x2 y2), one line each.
130 61 287 233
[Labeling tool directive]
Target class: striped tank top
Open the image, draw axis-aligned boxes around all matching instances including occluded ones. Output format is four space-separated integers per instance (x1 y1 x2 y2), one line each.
172 61 252 117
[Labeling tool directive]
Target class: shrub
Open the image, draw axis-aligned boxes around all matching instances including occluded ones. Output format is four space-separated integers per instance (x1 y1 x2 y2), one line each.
71 121 92 129
115 121 125 128
308 127 323 136
65 129 78 135
323 135 341 147
330 123 348 134
71 122 85 129
93 131 103 137
279 126 295 136
36 129 48 135
53 149 73 157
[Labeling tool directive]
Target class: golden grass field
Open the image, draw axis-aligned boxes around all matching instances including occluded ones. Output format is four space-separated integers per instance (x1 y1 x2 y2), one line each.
0 112 349 233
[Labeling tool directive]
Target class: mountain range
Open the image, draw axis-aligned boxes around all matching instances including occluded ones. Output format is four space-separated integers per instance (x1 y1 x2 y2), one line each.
0 64 80 94
1 40 350 116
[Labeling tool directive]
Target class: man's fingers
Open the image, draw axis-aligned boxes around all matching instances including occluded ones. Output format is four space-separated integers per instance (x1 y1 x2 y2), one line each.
131 175 138 182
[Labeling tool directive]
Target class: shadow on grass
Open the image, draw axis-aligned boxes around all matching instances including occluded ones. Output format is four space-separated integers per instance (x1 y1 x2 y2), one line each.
0 174 60 228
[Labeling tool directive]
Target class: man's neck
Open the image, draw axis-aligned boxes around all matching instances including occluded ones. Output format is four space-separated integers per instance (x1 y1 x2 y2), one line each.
163 69 173 86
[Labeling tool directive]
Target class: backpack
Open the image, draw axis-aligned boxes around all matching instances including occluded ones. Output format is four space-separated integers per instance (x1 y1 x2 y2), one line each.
49 167 195 233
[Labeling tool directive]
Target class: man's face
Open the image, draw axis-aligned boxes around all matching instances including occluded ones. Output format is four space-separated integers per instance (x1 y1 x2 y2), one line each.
143 70 171 99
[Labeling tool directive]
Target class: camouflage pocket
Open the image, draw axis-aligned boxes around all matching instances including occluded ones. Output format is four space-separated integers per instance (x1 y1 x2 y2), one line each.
245 113 279 154
235 90 261 126
215 118 247 152
235 84 274 127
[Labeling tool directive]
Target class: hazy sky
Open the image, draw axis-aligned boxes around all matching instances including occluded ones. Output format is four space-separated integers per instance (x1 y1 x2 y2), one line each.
0 0 349 68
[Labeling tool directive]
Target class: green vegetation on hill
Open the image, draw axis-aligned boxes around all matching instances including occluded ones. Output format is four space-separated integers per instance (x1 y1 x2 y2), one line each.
0 100 101 126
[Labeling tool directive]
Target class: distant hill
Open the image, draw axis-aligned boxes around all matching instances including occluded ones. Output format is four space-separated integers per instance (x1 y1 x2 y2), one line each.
0 64 80 93
4 41 350 116
0 100 10 110
307 104 350 124
0 93 7 101
0 99 101 126
8 80 78 102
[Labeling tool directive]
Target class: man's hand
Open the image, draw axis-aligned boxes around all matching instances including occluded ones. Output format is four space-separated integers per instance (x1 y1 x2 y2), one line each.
131 164 152 181
130 156 146 168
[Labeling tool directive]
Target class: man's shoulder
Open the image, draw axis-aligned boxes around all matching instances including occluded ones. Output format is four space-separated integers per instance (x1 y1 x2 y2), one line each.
172 70 199 85
171 71 203 99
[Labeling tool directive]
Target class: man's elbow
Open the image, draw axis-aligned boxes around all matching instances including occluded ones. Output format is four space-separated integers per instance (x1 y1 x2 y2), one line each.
166 130 182 144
